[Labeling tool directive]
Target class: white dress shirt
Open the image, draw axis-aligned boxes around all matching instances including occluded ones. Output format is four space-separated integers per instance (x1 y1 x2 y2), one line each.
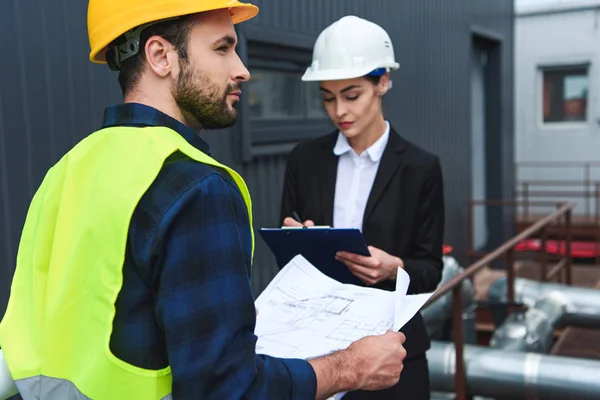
333 121 390 232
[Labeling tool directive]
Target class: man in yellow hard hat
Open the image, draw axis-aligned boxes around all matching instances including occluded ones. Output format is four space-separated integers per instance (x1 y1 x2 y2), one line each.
0 1 407 399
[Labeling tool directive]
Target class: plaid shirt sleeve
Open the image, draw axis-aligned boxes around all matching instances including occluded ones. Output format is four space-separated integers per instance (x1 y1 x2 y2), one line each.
153 166 317 399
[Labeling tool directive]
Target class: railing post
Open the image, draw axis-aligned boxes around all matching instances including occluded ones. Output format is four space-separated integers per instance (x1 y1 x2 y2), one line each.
523 182 530 222
507 248 515 303
565 208 572 286
452 286 467 400
468 200 474 258
585 163 591 219
596 183 600 266
539 226 548 282
595 182 600 226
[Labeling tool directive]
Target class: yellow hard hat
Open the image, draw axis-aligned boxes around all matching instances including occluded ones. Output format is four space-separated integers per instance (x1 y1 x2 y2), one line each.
87 0 259 64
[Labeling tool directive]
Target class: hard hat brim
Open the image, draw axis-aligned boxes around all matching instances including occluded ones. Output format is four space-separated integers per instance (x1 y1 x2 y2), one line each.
301 64 399 82
89 2 259 64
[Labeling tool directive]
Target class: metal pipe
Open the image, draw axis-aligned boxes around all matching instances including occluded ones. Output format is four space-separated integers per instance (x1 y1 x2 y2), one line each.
489 277 600 320
431 392 493 400
428 341 600 399
489 293 567 353
421 257 474 339
560 313 600 329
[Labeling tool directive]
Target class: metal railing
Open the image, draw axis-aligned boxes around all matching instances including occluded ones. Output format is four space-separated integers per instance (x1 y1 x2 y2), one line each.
422 201 575 400
516 161 600 184
516 180 600 224
516 161 600 222
467 200 576 283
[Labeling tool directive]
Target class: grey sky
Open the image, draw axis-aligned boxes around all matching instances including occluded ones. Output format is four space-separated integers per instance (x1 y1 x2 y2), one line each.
516 0 600 10
517 0 592 4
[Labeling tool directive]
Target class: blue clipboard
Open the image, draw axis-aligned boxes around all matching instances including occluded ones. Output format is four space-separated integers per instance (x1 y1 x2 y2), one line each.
259 227 371 286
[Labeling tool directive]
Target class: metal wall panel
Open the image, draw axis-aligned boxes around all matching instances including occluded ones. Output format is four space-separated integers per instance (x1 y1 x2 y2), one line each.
0 0 514 313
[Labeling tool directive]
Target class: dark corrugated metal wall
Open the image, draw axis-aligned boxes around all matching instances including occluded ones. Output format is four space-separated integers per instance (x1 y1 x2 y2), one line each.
243 0 515 294
0 0 513 315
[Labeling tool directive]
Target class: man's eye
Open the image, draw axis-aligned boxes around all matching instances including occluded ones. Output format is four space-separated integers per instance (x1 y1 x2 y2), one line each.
217 45 228 52
346 95 358 101
323 98 335 103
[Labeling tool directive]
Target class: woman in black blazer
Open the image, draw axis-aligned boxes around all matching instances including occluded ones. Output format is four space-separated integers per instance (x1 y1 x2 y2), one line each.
280 15 445 400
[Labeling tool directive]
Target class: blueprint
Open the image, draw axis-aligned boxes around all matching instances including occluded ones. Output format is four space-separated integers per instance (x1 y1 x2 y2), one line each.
254 255 434 361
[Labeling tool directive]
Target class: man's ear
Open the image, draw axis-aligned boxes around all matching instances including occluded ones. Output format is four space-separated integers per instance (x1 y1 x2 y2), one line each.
144 36 178 78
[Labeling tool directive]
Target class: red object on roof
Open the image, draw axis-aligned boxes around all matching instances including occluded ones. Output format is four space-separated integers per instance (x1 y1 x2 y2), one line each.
515 239 600 258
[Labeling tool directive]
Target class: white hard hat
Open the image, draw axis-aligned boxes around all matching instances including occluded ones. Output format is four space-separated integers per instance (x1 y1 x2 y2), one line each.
302 15 400 82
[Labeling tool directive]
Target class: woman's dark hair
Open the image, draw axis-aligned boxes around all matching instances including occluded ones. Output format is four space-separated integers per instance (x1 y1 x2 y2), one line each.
364 74 382 85
110 16 196 96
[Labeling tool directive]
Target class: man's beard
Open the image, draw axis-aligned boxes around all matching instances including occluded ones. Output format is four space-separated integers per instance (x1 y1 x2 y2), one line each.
174 60 239 130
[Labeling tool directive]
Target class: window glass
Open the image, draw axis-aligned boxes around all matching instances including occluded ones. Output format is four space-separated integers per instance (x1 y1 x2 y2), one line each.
542 67 589 123
306 81 328 118
248 68 328 120
248 70 303 120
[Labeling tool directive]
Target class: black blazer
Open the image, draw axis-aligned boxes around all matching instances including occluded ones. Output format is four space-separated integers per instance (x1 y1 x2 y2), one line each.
279 127 445 359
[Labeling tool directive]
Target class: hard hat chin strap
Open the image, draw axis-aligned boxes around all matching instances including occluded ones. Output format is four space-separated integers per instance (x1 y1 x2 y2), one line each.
106 17 179 71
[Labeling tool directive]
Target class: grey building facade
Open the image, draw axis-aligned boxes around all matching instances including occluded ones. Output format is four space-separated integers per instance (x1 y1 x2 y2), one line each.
0 0 514 316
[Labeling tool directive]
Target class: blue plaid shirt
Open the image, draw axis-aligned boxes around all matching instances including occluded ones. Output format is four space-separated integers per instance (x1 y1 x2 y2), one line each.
105 103 317 399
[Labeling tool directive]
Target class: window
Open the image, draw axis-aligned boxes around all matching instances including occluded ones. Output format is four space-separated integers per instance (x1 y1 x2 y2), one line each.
541 66 589 123
247 69 327 120
236 27 335 161
243 40 333 149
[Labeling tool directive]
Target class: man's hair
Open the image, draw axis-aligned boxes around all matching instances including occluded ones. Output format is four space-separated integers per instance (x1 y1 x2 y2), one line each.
113 16 196 96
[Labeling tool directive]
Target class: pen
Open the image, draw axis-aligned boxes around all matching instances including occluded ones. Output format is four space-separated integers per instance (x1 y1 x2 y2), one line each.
291 211 307 228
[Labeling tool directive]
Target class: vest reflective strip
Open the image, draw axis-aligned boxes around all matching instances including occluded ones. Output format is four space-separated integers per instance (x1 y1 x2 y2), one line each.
14 376 172 400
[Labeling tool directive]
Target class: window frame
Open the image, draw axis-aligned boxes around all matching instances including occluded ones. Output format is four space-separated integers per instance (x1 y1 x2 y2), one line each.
537 63 591 129
236 25 333 161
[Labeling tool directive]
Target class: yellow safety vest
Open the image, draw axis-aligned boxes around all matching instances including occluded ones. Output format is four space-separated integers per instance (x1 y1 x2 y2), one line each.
0 126 254 399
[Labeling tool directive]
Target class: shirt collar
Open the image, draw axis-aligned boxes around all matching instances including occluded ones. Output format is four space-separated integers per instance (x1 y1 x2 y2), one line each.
333 120 390 162
101 103 211 155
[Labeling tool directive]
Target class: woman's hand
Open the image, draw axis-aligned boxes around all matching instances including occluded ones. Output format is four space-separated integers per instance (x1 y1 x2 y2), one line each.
335 246 404 286
282 217 315 227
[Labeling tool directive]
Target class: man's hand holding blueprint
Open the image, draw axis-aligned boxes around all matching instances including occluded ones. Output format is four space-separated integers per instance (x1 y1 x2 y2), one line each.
254 255 435 399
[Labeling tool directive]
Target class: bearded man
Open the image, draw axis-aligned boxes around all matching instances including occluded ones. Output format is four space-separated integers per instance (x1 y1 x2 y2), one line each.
0 3 407 400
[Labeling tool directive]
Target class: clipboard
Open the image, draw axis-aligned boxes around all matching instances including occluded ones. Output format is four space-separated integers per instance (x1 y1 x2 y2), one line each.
259 227 371 286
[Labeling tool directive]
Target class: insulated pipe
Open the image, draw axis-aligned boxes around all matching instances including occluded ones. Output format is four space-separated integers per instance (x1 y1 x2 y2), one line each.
488 277 600 322
428 341 600 399
421 256 474 339
431 392 494 400
489 293 568 353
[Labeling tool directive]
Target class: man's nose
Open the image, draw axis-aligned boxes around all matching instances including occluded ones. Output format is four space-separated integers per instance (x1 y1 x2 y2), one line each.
232 52 250 82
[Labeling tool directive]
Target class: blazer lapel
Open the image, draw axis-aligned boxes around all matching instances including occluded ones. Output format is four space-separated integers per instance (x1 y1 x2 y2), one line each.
363 128 407 226
318 133 339 226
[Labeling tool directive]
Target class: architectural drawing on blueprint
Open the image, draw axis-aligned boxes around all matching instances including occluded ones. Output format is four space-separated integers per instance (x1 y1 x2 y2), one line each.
326 317 393 343
257 295 355 341
287 295 353 315
254 256 398 359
